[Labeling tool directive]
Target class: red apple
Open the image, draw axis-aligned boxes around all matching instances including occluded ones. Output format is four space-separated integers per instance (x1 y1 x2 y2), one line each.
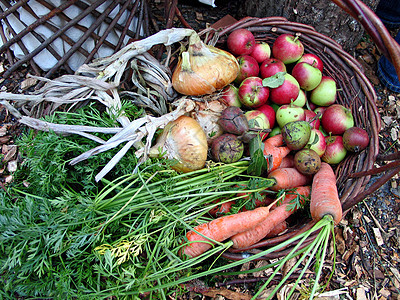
304 109 320 129
276 104 305 128
269 73 300 105
257 104 276 128
250 42 271 63
343 127 369 152
227 28 256 56
220 85 241 107
238 76 270 108
306 128 326 157
259 58 286 79
321 104 354 135
314 106 327 118
297 53 324 72
322 135 347 164
292 89 307 107
291 62 322 91
307 100 317 111
235 55 260 84
245 110 270 139
272 34 304 64
310 76 337 106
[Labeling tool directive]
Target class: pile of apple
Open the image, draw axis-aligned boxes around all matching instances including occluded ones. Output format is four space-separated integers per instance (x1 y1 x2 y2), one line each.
215 28 369 169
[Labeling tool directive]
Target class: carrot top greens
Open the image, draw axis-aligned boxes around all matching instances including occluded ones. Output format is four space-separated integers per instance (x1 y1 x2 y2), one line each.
0 100 280 298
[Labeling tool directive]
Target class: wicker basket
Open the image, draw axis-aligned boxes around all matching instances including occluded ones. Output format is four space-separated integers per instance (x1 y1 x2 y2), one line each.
190 16 383 258
0 0 157 78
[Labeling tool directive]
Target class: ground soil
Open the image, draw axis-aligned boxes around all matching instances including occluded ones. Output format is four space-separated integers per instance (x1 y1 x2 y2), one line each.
1 0 400 299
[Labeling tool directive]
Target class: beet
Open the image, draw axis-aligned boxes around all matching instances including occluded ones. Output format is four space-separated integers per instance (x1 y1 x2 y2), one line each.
218 106 249 135
211 134 244 163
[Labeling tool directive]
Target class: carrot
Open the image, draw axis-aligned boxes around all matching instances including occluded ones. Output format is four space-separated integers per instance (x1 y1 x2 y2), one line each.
209 188 274 217
265 133 285 147
263 134 291 172
230 186 311 249
209 199 235 217
277 154 294 169
181 200 279 258
268 167 312 191
264 220 288 238
310 162 342 224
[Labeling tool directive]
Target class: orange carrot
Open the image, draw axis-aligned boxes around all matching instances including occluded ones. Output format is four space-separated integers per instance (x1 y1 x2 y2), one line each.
268 167 312 191
264 220 288 238
231 186 311 249
181 200 279 258
265 133 285 147
263 134 291 172
209 199 235 217
310 162 342 224
277 154 294 169
209 188 274 217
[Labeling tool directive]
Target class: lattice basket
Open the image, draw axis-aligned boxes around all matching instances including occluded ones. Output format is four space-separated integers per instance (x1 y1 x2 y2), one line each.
0 0 161 78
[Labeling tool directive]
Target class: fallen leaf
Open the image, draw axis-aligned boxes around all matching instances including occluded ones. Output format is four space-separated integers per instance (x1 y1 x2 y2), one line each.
335 228 346 254
256 285 278 300
5 174 13 184
372 227 385 246
7 160 18 173
202 287 252 300
253 260 271 278
0 126 7 137
391 127 398 141
356 41 368 50
356 286 368 300
382 116 393 126
21 77 38 90
378 287 391 298
239 261 251 278
3 145 18 163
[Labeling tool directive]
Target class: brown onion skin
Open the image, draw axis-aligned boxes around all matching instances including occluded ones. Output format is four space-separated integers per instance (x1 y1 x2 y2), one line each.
151 116 208 173
172 35 239 96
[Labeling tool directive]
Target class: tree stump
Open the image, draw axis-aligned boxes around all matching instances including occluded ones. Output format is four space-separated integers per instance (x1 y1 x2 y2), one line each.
239 0 379 51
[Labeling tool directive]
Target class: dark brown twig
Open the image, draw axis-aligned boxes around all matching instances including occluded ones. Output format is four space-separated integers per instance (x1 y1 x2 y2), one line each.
343 165 400 211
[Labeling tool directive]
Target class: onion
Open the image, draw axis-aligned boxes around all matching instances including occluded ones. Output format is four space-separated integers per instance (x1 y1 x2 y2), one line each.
191 100 227 145
172 32 239 96
149 115 208 173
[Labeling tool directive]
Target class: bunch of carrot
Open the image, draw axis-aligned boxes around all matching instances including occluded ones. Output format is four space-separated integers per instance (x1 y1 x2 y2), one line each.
179 139 343 298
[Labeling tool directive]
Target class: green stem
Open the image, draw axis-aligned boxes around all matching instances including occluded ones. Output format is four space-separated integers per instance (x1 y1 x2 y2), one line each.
309 216 334 298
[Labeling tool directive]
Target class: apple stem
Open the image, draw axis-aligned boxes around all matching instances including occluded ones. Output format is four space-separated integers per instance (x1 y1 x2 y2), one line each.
307 112 321 125
293 36 299 43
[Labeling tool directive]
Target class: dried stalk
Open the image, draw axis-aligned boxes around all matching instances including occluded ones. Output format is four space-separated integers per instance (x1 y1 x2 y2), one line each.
1 28 197 181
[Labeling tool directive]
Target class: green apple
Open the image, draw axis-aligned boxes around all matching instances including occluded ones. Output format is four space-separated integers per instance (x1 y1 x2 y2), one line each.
291 62 322 91
310 76 337 106
276 104 305 128
292 89 307 107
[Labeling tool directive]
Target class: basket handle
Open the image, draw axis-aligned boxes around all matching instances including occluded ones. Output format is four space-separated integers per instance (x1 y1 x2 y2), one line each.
331 0 400 83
